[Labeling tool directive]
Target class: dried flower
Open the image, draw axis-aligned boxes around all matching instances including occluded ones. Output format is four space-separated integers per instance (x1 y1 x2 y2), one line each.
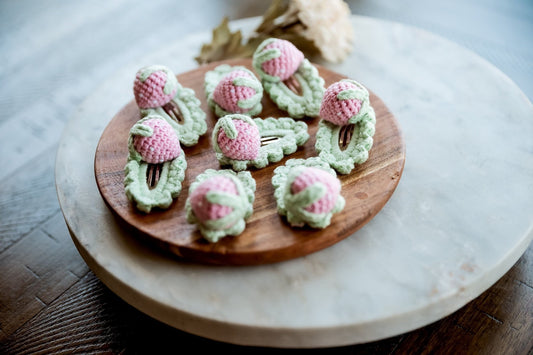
195 0 354 65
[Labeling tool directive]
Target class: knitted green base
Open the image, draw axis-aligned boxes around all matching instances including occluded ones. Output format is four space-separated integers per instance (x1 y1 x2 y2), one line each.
315 106 376 174
272 157 345 229
252 54 325 118
204 64 263 117
141 84 207 147
124 152 187 214
212 114 309 171
185 169 256 243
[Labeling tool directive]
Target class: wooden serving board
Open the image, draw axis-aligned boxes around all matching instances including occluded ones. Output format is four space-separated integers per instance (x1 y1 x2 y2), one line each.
94 58 405 265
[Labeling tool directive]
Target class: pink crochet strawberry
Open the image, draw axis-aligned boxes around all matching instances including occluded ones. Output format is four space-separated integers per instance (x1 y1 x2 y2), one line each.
132 118 181 164
261 39 304 81
189 175 238 223
133 65 178 109
320 80 366 125
290 167 341 214
212 70 257 114
216 119 260 161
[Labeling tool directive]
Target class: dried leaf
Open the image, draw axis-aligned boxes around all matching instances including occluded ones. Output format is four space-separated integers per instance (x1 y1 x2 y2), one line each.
254 0 289 34
195 17 256 65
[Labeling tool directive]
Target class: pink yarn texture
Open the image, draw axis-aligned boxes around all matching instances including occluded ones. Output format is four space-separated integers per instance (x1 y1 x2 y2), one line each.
189 176 238 222
291 167 340 214
261 39 304 81
133 119 181 164
217 120 260 161
133 71 176 109
320 81 363 125
213 70 257 113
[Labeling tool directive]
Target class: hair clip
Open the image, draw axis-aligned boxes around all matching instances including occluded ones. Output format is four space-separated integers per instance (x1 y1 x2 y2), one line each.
185 169 255 243
124 115 187 213
204 64 263 117
133 64 207 147
272 157 345 229
212 114 309 171
314 79 376 174
252 38 325 119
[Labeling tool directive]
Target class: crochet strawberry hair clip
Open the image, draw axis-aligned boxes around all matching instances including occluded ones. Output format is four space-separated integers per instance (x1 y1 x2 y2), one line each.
204 64 263 117
212 113 309 171
185 169 256 243
272 157 345 229
314 79 376 174
123 115 187 213
133 64 207 146
252 38 325 119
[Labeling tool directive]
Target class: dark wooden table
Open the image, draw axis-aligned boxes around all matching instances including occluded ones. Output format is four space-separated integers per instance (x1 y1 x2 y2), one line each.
1 1 531 353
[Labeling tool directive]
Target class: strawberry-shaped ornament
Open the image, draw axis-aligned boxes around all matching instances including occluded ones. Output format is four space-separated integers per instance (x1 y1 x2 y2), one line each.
204 65 263 117
272 157 345 229
315 79 376 174
123 115 187 213
133 64 207 146
252 38 325 118
212 114 309 171
185 169 255 243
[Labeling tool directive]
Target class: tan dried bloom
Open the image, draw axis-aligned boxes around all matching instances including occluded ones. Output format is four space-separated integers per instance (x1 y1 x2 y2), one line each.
287 0 354 63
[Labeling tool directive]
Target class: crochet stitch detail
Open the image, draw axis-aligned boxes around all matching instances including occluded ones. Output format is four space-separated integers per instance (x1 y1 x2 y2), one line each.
204 64 263 117
319 79 370 125
132 118 181 164
133 65 178 109
185 169 256 243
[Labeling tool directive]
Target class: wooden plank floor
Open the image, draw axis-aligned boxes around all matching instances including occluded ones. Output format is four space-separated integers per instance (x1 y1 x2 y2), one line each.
1 0 531 353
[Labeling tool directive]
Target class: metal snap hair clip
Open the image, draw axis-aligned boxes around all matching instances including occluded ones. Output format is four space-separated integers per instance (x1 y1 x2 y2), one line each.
133 64 207 146
204 64 263 117
123 115 187 213
272 157 345 229
212 114 309 171
315 79 376 174
185 169 256 243
252 38 325 119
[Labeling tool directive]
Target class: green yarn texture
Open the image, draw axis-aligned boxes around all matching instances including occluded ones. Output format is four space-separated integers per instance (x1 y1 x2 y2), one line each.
212 114 309 171
124 116 187 213
185 169 256 243
315 79 377 174
204 64 263 117
272 157 345 229
252 38 325 118
141 83 207 147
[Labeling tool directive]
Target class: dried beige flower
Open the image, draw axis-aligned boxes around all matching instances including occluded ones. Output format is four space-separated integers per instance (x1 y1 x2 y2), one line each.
195 0 354 64
286 0 354 62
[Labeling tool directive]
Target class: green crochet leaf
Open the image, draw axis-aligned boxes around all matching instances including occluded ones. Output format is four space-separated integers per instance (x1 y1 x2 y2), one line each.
272 157 345 229
252 40 325 118
204 64 263 117
185 169 256 243
141 83 207 147
315 105 376 174
212 114 309 171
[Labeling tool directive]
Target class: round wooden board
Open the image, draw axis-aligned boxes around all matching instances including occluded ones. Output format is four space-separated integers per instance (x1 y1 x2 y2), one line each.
94 58 405 266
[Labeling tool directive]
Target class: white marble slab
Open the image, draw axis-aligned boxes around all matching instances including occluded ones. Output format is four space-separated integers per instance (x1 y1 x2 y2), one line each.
55 16 533 348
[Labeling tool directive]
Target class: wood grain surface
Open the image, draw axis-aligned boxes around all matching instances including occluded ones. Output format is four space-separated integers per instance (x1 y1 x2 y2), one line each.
1 0 532 353
94 59 405 265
